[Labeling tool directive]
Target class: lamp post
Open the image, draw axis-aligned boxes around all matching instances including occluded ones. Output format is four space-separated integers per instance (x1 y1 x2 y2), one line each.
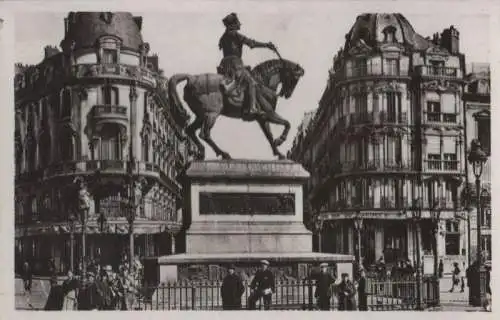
353 213 363 270
409 198 423 310
467 139 488 306
126 160 143 268
429 199 441 278
74 176 91 276
313 213 324 253
68 213 77 273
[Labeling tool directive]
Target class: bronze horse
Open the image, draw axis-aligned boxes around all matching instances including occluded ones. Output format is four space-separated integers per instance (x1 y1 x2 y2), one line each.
168 57 305 160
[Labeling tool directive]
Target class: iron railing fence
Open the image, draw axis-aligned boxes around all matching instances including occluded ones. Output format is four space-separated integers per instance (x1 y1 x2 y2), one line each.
135 277 440 311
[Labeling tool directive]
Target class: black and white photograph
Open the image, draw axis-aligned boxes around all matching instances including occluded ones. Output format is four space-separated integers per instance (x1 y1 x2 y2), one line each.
5 0 494 313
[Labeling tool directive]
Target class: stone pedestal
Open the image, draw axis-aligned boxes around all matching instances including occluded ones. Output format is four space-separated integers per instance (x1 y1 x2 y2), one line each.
185 159 312 254
158 159 354 283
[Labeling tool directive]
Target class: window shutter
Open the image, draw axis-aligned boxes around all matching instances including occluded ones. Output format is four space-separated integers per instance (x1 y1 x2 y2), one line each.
427 135 441 154
443 137 456 154
441 93 456 113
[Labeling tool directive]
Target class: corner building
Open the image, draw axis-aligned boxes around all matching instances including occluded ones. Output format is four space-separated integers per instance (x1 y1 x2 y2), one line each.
14 12 202 274
290 14 467 271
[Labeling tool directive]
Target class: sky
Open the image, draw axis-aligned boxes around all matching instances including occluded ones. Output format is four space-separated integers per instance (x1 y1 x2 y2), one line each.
14 4 490 160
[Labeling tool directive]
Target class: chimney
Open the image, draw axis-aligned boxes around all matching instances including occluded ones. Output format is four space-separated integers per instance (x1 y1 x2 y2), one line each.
44 46 60 59
441 25 460 54
134 16 143 31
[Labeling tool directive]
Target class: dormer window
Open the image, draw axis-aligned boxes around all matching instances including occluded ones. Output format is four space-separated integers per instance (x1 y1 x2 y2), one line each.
103 49 117 64
382 26 397 43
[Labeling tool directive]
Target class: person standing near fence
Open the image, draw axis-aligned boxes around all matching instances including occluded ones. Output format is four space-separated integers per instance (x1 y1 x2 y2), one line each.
449 262 461 293
337 273 356 311
357 268 367 311
221 264 245 310
314 263 335 310
62 270 79 310
248 260 275 310
21 261 32 307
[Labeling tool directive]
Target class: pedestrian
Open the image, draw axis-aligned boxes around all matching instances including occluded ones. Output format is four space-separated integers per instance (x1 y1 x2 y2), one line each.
95 265 115 310
77 272 102 310
62 270 79 310
221 264 245 310
21 261 32 296
449 262 461 292
438 259 444 278
120 266 137 310
460 262 465 292
314 262 335 310
337 273 356 311
248 260 275 310
44 276 64 310
357 268 367 311
484 264 491 311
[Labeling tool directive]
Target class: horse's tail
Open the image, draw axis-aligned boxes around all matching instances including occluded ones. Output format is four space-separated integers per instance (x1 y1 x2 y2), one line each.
168 73 191 111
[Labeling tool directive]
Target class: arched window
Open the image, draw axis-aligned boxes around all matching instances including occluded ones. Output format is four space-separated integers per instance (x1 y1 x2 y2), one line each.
99 125 123 160
382 26 397 43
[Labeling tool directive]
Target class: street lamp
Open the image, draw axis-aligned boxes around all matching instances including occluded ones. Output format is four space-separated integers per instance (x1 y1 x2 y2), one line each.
410 198 423 311
68 213 77 273
312 213 324 253
74 176 91 276
353 213 363 271
126 160 143 269
429 199 441 278
467 138 489 306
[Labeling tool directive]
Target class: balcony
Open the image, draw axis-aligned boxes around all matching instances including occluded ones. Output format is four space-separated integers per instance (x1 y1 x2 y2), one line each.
425 159 459 171
336 65 410 81
426 112 458 124
72 63 158 87
415 66 462 79
92 105 128 127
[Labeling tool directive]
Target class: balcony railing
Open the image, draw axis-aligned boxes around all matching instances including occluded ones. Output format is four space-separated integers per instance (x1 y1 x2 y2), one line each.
426 112 458 124
415 66 462 79
92 105 127 117
337 65 410 80
425 159 458 171
72 63 157 86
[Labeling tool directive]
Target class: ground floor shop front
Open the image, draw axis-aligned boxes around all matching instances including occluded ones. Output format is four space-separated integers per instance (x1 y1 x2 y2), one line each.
318 218 468 273
15 224 181 275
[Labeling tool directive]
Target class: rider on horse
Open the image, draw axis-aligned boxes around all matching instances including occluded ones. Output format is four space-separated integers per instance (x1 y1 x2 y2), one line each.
218 12 277 121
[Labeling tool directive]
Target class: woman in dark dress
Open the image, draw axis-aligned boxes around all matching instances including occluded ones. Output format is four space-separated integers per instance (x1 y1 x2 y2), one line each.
357 269 368 311
44 276 64 310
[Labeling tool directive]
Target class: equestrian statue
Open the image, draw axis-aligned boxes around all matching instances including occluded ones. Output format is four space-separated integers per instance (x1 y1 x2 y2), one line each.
168 12 305 160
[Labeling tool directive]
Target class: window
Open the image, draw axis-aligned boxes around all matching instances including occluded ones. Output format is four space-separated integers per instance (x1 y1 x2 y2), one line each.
481 235 491 260
354 58 367 77
445 220 460 255
443 153 457 170
427 101 441 122
39 131 51 168
61 89 71 118
385 59 399 75
102 86 119 105
430 60 445 75
427 154 441 170
102 49 117 64
142 135 150 162
477 118 491 155
60 134 74 161
482 205 491 228
99 126 122 160
386 92 398 122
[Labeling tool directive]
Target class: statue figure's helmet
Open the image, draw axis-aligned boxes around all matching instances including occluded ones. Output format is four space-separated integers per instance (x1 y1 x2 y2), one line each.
222 12 241 29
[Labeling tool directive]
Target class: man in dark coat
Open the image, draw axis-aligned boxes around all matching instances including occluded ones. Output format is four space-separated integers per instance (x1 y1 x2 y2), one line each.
337 273 356 311
77 272 102 310
44 276 64 310
248 260 275 310
357 268 368 311
314 263 335 310
95 265 115 310
221 264 245 310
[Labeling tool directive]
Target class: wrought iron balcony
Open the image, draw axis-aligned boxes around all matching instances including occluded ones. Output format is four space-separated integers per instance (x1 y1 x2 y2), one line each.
335 65 410 81
425 159 459 171
92 104 128 127
415 66 462 79
72 63 157 87
426 112 458 124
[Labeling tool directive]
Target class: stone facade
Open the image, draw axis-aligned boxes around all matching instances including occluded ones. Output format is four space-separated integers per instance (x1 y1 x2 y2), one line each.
289 13 468 273
14 12 203 275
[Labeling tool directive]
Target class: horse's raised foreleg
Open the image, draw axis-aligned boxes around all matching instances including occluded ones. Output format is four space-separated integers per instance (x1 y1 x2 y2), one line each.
260 110 290 148
186 117 205 159
199 113 231 160
258 119 285 160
